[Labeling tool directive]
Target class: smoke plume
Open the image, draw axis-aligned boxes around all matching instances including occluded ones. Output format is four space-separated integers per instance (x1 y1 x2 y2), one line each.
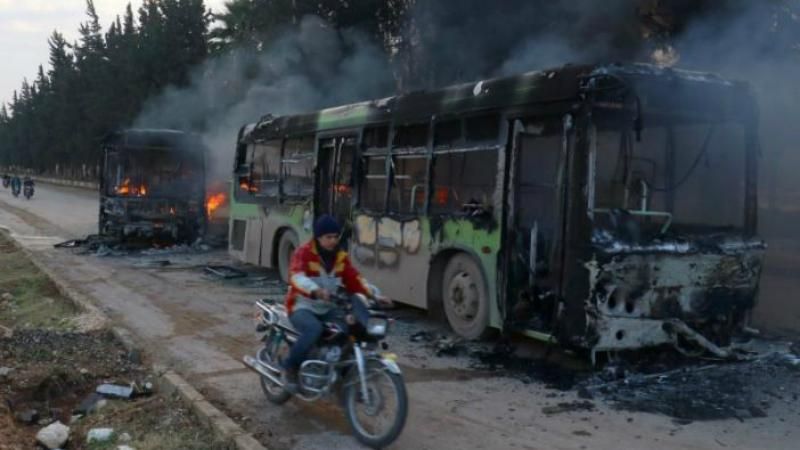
133 15 395 181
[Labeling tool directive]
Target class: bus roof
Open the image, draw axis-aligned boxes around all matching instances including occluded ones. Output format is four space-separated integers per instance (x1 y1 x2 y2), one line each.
103 129 205 154
241 62 751 142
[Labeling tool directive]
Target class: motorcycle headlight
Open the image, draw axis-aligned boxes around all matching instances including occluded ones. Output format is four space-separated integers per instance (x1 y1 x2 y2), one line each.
367 318 388 337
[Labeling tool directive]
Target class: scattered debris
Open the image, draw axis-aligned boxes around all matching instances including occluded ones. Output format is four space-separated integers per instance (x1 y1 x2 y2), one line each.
471 349 589 390
36 421 70 449
0 366 13 377
97 384 135 399
95 244 127 257
74 393 107 416
87 427 115 443
1 291 13 301
542 401 596 415
583 350 800 421
204 265 247 279
133 259 171 268
435 337 466 357
15 409 40 424
53 239 86 248
409 331 434 343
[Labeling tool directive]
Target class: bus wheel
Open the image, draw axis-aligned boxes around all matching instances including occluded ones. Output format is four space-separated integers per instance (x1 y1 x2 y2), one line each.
442 254 490 340
277 230 298 284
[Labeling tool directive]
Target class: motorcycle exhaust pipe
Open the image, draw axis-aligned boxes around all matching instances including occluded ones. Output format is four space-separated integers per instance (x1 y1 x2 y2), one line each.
242 355 283 386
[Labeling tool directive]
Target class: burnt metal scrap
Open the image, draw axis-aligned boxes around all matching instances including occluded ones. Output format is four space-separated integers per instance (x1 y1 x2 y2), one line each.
585 232 766 359
204 265 247 279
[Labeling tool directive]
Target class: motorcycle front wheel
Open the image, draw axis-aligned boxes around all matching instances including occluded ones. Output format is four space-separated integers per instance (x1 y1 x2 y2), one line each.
344 361 408 449
257 342 291 404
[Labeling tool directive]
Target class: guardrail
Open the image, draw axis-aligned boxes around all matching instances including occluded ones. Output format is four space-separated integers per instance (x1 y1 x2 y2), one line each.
31 176 99 190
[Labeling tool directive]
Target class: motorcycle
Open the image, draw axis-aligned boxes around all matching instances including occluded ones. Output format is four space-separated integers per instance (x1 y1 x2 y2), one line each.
23 184 34 200
243 291 408 449
2 176 8 188
11 184 20 198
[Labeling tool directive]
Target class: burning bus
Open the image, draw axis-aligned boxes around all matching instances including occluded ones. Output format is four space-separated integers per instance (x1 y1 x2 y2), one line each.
99 129 210 242
227 63 765 360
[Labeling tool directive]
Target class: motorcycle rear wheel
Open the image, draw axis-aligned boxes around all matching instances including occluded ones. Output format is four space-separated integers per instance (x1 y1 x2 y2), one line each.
344 362 408 449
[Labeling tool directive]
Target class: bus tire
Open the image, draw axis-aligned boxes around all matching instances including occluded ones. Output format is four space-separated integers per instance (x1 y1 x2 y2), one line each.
442 254 491 340
277 230 298 284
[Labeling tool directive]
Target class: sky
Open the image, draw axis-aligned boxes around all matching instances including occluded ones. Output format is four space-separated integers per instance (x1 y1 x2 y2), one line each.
0 0 228 106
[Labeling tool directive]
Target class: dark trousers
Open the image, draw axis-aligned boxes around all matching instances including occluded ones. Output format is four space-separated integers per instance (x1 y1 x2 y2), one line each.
282 298 370 370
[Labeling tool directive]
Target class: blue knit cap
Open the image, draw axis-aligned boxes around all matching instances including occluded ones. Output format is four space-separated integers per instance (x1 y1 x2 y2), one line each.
313 214 341 238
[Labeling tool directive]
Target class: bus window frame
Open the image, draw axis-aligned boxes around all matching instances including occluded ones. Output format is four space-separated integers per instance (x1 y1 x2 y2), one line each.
355 125 391 215
234 139 283 206
387 121 433 217
281 134 316 204
428 113 505 218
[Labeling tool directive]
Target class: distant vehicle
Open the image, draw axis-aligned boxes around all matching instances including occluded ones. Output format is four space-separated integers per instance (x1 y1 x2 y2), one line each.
23 180 34 200
10 176 21 198
99 129 207 242
228 63 765 361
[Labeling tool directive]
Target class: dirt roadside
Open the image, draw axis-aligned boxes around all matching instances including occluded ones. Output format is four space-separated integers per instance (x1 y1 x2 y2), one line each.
0 230 238 450
1 185 800 450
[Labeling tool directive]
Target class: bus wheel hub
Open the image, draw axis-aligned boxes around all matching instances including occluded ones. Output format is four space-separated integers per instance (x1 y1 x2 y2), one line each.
448 272 478 320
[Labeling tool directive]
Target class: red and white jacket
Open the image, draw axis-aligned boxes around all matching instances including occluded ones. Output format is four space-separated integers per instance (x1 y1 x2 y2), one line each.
285 240 374 315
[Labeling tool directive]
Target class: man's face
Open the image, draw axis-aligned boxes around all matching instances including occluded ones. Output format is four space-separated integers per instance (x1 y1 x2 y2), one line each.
318 233 340 251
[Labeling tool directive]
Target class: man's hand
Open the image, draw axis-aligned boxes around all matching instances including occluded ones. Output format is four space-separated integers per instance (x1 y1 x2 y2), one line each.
374 294 394 308
312 288 330 301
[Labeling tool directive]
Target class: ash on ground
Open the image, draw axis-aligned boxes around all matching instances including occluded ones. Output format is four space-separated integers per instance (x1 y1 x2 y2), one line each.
581 341 800 422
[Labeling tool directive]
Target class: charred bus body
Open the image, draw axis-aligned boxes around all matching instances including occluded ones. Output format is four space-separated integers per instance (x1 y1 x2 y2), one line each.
100 129 207 242
229 63 764 360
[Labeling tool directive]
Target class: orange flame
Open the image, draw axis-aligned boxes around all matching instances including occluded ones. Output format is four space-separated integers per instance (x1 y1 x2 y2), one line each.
115 178 148 197
206 192 227 218
239 179 258 193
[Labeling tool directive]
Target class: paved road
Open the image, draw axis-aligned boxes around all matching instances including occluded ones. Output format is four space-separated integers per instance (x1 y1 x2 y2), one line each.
1 182 798 450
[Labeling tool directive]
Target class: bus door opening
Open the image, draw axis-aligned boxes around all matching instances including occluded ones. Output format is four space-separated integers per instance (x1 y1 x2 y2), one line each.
317 136 357 241
506 117 568 333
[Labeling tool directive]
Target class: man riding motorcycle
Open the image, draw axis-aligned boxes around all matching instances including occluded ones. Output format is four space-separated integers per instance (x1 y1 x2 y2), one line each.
10 175 21 197
281 214 392 392
22 176 34 199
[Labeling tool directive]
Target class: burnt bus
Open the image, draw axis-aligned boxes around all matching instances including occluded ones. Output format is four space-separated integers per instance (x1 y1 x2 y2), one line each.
229 63 765 360
99 129 207 242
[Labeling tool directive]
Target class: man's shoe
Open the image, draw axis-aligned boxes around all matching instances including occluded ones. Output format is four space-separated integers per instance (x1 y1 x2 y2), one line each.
280 368 299 394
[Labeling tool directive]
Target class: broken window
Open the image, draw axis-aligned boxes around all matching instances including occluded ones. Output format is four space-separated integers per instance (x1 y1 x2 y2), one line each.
359 155 387 212
430 149 498 214
593 115 746 235
363 126 389 151
465 114 501 143
434 119 463 149
389 155 429 214
282 136 315 200
392 124 429 150
104 149 202 199
251 140 282 197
